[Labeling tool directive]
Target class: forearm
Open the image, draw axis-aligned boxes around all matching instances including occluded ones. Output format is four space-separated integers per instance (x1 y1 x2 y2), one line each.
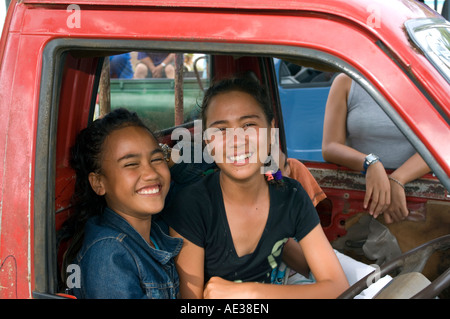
205 226 349 299
390 153 430 185
141 57 156 70
163 53 175 65
322 141 367 172
237 279 348 299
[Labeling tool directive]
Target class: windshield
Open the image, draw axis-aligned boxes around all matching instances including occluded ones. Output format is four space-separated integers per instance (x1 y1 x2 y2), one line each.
405 18 450 83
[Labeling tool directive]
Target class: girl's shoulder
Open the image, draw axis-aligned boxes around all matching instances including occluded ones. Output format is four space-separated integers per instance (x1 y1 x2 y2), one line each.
77 215 130 257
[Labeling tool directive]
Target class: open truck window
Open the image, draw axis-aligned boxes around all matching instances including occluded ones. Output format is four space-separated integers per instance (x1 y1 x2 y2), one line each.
32 40 449 299
275 59 337 162
36 42 285 297
2 0 448 300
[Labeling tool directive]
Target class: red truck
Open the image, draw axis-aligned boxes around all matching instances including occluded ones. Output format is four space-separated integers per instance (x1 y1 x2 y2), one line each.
0 0 449 299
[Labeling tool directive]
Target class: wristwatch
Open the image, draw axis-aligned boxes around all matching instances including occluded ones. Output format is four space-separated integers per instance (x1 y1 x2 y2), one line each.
363 153 379 174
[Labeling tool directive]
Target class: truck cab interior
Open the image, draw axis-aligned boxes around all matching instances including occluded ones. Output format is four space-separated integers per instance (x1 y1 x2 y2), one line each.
31 41 449 299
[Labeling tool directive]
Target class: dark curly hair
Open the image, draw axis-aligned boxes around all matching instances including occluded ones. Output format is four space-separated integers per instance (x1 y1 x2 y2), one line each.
59 108 154 284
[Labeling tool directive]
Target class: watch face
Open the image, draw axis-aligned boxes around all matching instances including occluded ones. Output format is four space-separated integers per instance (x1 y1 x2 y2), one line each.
366 153 378 164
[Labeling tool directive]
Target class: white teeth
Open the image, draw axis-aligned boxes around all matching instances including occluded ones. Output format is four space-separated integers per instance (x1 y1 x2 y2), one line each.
137 187 160 195
229 153 252 162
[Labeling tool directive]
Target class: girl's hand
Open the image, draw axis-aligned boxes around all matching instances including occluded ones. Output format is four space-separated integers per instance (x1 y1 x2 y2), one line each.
364 161 391 218
383 178 409 223
203 277 255 299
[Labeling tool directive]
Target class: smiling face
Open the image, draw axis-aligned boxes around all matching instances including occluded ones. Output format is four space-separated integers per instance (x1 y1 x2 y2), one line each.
89 125 170 221
204 90 274 182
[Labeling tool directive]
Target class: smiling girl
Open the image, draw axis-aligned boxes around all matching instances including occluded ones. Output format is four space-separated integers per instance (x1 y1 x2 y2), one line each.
61 108 182 298
163 77 348 298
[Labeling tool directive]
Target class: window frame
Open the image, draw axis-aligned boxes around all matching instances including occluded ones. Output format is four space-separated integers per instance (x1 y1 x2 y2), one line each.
33 37 447 297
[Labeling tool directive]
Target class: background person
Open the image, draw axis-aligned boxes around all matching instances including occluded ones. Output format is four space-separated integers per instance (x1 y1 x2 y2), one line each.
134 52 175 79
109 53 133 79
322 73 430 224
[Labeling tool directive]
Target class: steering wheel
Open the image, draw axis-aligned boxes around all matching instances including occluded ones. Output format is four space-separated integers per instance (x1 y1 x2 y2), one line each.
338 234 450 299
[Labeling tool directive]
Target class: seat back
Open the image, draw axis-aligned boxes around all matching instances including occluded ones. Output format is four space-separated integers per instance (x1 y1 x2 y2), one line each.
374 272 431 299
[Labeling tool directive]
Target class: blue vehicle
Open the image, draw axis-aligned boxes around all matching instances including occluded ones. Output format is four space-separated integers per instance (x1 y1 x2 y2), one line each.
274 58 336 162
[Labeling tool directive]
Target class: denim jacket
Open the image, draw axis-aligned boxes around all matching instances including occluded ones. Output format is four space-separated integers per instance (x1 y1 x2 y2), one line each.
72 207 183 299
